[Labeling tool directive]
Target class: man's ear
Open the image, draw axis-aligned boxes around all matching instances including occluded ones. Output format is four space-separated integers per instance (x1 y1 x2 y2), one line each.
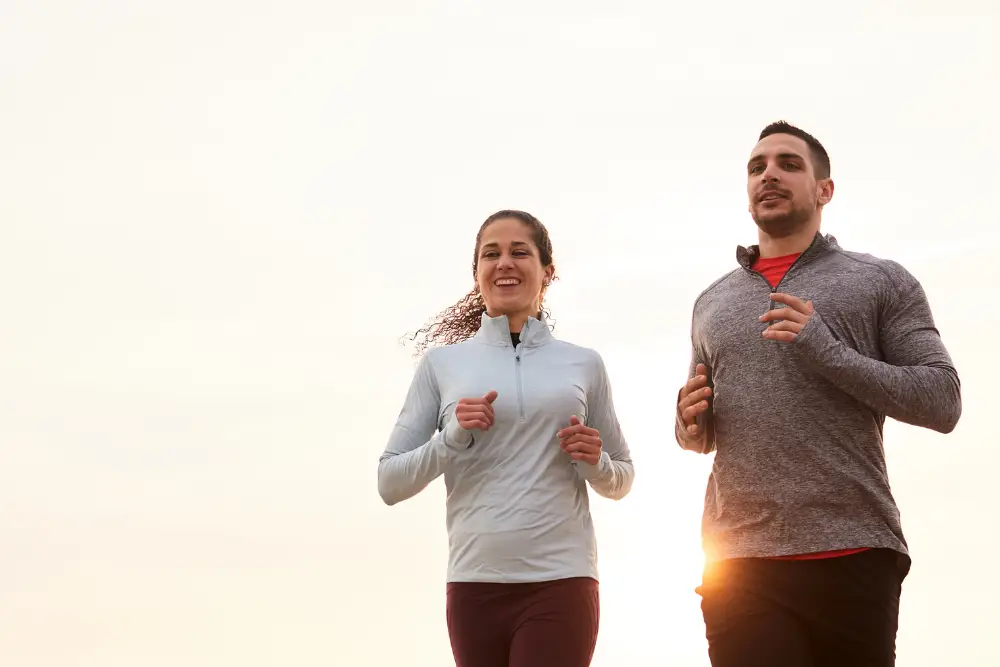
817 178 835 206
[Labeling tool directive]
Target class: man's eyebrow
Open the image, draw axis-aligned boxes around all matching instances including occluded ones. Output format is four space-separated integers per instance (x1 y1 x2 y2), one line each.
747 151 806 168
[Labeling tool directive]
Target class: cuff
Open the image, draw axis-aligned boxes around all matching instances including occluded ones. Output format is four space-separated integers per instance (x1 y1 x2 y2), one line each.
576 451 610 480
442 414 474 451
794 309 836 359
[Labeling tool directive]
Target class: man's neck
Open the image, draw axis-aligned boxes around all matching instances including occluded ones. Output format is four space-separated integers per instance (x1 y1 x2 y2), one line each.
758 220 820 258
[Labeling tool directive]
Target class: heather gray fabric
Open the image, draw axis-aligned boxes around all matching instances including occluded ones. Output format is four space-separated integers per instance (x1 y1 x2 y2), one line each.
676 232 961 562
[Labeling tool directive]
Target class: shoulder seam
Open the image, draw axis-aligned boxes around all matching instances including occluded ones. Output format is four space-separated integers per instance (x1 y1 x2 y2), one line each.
826 247 909 296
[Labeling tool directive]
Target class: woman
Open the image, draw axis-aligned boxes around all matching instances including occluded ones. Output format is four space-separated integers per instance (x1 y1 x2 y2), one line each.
377 210 634 667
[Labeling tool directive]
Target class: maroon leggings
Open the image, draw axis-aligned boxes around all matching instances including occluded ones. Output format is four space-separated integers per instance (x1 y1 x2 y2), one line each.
446 576 600 667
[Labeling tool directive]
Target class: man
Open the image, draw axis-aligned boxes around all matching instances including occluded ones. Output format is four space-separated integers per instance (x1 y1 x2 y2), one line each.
676 121 961 667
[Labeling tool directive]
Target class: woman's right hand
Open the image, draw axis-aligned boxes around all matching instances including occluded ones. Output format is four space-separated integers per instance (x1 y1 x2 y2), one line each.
456 390 498 431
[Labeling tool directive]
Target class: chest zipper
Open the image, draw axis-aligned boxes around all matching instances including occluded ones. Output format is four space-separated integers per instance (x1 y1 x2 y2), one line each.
514 346 526 422
755 251 808 318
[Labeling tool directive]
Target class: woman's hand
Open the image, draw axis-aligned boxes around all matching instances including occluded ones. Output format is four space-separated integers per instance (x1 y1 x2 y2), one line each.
455 391 498 431
558 416 602 466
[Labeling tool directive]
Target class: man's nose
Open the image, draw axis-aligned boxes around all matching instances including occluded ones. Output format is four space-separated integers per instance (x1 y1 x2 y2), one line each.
760 162 780 183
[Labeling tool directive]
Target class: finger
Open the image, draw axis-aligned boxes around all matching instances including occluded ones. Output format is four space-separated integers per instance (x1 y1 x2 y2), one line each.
564 441 602 456
563 439 600 452
561 434 602 449
682 400 710 425
762 329 797 342
483 390 498 404
686 423 702 436
759 307 807 324
770 292 810 314
680 373 708 399
766 320 802 333
557 422 582 438
679 386 712 411
557 423 599 439
460 398 495 424
460 418 490 431
458 408 492 426
556 424 597 440
456 408 490 423
695 363 707 377
570 451 601 465
569 415 581 426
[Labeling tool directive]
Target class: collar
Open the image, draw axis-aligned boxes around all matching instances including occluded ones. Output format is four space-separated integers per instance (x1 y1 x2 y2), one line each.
736 231 839 270
473 312 554 348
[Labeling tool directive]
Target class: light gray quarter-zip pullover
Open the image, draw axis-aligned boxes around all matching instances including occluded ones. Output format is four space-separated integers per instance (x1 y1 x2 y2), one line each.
379 313 634 583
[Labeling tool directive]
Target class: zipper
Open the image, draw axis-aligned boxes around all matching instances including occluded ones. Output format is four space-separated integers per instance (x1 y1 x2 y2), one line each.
514 345 525 421
751 236 815 313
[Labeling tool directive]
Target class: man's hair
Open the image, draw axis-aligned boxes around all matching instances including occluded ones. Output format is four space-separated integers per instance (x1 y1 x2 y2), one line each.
759 121 831 179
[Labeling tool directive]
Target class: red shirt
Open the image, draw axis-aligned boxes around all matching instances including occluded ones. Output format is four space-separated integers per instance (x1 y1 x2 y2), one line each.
750 251 869 561
752 252 800 288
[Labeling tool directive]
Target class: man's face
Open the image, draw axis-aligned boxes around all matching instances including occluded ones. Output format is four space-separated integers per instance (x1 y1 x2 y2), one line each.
747 133 829 238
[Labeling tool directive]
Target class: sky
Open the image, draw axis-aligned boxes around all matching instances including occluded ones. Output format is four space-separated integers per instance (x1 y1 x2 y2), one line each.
1 1 998 666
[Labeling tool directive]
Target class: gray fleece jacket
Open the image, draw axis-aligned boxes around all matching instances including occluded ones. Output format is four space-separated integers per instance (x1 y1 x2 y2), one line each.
676 232 961 562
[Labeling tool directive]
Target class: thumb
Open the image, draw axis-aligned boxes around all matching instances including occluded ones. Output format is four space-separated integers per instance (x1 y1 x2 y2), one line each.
569 415 581 426
695 363 707 377
483 390 499 404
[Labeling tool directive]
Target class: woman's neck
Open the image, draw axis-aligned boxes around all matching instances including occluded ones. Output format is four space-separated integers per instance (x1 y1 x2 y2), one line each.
488 306 539 333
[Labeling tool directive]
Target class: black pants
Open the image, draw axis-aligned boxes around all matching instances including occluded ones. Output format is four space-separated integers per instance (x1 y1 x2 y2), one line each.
698 549 908 667
446 577 600 667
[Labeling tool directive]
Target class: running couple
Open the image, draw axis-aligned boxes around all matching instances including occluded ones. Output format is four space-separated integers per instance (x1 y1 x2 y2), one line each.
376 121 962 667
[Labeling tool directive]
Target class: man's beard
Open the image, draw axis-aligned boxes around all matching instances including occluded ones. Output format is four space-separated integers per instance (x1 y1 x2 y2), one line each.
751 197 815 238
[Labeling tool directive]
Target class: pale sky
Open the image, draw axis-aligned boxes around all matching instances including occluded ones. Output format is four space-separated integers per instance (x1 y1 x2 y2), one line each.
2 2 998 666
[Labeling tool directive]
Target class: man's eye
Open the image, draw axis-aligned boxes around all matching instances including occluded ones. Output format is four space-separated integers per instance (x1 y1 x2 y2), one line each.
784 162 799 170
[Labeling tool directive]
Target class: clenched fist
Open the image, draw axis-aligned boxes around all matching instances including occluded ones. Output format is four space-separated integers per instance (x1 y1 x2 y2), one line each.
456 391 499 431
558 415 603 466
678 363 712 437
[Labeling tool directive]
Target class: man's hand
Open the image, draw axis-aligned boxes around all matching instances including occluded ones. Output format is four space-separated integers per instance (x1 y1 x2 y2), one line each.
678 363 712 437
455 391 498 431
760 293 815 341
558 416 602 466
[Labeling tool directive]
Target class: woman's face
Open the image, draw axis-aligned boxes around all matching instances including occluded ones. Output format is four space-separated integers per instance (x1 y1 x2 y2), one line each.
475 217 553 323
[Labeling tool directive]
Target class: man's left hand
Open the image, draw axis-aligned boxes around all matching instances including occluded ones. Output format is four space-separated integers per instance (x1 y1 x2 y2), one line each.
760 293 815 342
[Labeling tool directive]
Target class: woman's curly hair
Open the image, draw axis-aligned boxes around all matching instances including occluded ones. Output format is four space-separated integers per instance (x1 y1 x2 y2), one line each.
407 210 556 355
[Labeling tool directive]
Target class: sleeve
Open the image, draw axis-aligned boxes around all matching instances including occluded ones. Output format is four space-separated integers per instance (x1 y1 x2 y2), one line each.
376 353 475 505
574 352 635 500
794 267 962 433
